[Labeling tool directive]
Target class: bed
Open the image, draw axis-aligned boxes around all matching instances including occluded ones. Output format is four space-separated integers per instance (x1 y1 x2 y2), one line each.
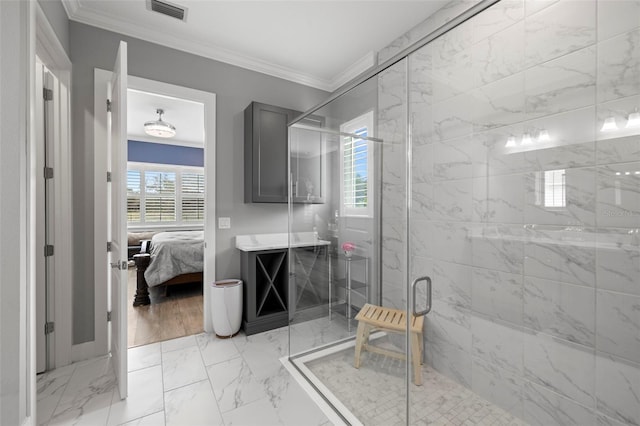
132 230 204 306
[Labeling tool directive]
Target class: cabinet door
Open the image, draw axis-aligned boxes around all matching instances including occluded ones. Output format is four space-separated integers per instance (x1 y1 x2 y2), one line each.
245 102 294 203
290 115 325 204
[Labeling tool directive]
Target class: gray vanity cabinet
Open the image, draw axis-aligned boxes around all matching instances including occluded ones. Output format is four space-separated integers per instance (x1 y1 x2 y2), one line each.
240 249 289 335
244 101 325 204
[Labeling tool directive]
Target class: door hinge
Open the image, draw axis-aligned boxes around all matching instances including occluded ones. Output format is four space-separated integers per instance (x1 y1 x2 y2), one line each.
107 311 112 322
43 88 53 101
45 322 55 334
106 99 112 112
44 167 54 179
44 245 54 257
107 171 112 182
107 241 112 252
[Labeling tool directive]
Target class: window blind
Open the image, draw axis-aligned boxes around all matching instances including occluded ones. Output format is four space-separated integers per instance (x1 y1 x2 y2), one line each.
343 126 369 210
127 165 204 226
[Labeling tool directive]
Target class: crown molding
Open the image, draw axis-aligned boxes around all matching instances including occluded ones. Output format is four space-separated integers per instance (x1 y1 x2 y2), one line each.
329 51 376 92
62 0 336 91
36 2 72 73
61 0 80 18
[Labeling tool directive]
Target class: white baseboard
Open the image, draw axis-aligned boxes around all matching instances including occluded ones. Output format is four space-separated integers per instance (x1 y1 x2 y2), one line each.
71 341 99 363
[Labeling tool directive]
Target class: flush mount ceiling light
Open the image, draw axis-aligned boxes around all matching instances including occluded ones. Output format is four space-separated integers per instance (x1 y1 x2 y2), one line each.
144 108 176 138
601 116 618 132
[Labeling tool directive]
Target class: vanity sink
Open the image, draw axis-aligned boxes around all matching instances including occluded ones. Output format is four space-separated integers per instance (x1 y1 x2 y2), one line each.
235 232 330 252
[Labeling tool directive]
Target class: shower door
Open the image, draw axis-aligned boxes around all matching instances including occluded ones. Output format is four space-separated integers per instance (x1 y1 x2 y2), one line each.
287 66 415 425
408 0 640 424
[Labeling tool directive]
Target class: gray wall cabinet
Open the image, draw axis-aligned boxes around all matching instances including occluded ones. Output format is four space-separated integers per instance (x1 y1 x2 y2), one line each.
244 102 295 203
244 101 325 204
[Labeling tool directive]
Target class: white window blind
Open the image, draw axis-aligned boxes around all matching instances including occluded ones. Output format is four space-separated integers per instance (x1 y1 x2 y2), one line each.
343 127 369 210
127 170 142 222
544 169 566 208
145 171 176 222
126 163 204 226
181 172 205 222
340 112 374 217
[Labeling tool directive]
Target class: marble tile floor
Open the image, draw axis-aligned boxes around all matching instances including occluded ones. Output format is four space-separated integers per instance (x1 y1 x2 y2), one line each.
304 340 527 426
37 314 524 426
36 325 335 426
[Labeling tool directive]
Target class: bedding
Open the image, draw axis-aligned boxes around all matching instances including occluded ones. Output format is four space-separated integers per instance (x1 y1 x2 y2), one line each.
144 230 204 287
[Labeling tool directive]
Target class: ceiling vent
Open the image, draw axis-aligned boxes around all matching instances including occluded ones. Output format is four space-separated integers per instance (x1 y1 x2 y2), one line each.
147 0 187 21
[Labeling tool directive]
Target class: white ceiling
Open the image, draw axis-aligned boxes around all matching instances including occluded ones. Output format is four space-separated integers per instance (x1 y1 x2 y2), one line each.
62 0 447 91
127 89 205 146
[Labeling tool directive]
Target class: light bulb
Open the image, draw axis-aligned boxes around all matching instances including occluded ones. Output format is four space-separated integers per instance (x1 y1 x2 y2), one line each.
537 129 550 142
626 111 640 128
601 117 618 132
521 133 533 146
505 136 517 148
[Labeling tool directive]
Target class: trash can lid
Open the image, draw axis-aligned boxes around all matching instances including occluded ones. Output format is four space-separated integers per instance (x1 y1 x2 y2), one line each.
213 279 242 287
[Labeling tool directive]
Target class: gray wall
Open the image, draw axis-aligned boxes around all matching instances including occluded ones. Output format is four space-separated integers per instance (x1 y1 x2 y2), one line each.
69 21 329 344
38 0 69 56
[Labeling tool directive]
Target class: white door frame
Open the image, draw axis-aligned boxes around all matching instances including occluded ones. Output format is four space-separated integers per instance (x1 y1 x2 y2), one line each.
92 72 217 357
34 2 74 370
1 0 36 423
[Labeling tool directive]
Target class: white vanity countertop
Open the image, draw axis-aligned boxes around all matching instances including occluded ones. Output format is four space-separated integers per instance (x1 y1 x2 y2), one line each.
235 232 330 252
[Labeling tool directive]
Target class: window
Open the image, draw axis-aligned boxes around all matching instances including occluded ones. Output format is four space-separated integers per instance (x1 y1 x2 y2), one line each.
340 112 374 217
127 162 204 226
535 169 566 208
181 172 205 222
544 169 566 208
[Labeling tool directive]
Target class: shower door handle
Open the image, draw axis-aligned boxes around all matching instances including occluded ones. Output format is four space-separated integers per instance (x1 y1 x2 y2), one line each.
411 276 432 317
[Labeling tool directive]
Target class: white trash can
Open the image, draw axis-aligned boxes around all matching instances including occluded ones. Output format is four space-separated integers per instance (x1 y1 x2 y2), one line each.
211 279 243 338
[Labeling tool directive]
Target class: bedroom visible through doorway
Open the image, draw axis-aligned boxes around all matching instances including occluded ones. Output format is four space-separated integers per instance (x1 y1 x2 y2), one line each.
125 89 206 348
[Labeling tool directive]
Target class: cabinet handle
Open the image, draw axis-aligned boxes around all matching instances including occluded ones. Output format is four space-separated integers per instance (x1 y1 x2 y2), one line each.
411 276 431 317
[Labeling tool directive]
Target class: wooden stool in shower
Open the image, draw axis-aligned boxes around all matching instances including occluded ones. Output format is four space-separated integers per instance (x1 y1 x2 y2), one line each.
354 303 425 385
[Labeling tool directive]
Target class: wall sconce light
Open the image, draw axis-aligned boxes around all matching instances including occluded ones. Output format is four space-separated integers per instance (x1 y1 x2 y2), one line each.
505 135 517 148
521 133 533 146
537 129 550 142
626 110 640 128
601 117 618 132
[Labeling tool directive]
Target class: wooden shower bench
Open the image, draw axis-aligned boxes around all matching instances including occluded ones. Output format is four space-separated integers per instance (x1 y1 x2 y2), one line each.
354 303 425 385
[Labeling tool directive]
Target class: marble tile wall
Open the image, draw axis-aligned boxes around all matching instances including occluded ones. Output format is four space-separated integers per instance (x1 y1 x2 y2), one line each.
377 0 640 424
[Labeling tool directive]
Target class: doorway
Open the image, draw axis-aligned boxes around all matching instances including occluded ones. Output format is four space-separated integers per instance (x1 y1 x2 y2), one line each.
93 69 217 380
34 54 73 374
125 89 208 348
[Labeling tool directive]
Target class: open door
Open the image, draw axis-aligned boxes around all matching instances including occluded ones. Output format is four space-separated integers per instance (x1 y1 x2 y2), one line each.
107 40 128 399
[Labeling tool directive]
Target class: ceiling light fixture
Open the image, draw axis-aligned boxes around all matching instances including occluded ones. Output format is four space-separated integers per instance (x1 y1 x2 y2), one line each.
144 108 176 138
626 110 640 128
601 117 618 132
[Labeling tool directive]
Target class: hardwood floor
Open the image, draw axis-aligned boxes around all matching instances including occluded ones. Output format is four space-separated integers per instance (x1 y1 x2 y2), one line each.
127 269 204 348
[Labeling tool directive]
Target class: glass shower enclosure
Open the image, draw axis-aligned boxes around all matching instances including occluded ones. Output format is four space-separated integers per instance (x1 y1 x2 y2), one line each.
287 0 640 424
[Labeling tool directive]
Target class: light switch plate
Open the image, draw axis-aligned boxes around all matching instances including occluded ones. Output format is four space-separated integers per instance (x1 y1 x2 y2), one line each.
218 217 231 229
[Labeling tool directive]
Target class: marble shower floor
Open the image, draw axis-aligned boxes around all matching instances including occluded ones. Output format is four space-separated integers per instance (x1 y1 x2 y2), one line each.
36 326 333 426
303 339 527 426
